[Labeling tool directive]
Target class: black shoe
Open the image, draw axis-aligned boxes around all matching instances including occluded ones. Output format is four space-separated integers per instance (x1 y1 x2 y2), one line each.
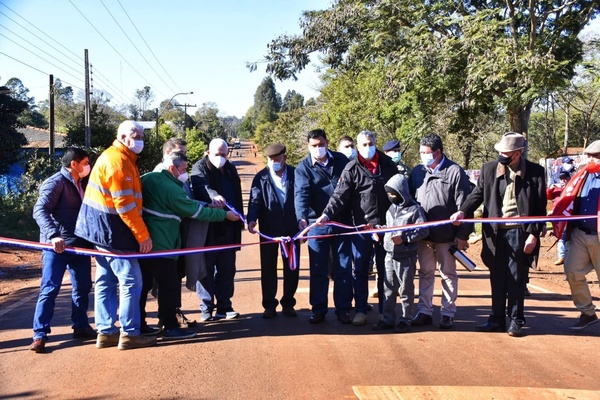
262 308 277 319
372 320 394 331
282 307 298 317
438 315 454 330
337 312 352 324
140 325 161 336
569 313 599 330
507 321 524 337
309 312 325 324
72 326 97 339
395 321 410 333
411 313 433 326
476 321 506 332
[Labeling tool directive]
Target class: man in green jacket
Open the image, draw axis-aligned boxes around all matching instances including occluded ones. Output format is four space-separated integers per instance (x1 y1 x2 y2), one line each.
139 151 239 340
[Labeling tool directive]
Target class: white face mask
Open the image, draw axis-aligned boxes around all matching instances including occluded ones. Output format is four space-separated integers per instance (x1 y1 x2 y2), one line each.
209 154 226 169
129 139 144 154
310 146 327 160
177 172 189 183
268 160 283 172
341 147 357 160
359 145 376 160
421 152 435 167
562 163 574 172
78 164 91 178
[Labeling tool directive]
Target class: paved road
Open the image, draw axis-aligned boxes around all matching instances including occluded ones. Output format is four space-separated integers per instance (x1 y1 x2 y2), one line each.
1 141 600 399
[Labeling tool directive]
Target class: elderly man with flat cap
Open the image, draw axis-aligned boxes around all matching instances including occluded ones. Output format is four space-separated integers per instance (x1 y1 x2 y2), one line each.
383 139 411 179
550 139 600 330
451 132 546 337
247 143 300 318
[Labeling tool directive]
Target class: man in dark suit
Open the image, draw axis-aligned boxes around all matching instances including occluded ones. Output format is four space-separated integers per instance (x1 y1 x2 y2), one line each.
247 143 300 318
451 132 547 337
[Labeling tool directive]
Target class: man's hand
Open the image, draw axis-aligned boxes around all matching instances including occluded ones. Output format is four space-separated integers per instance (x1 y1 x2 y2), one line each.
391 234 403 245
315 214 329 226
139 238 153 254
298 219 308 230
226 211 240 222
51 237 65 253
523 234 538 255
248 221 257 234
212 195 227 208
450 211 465 226
455 238 469 251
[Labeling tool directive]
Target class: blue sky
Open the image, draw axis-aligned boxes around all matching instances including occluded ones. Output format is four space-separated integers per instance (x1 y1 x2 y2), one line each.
0 0 328 117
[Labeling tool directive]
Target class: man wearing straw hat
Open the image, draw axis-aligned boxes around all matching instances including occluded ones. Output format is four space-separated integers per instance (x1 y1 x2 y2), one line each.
451 132 546 337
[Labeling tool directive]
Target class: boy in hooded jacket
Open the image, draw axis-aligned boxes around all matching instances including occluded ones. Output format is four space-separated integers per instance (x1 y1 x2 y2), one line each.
373 174 429 333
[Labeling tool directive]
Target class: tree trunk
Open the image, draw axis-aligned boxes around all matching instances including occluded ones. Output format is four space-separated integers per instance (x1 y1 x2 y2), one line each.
563 103 570 155
508 102 533 135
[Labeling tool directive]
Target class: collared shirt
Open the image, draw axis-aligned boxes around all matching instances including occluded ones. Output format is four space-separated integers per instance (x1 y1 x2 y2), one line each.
269 165 287 206
578 172 600 232
311 150 331 167
428 155 446 174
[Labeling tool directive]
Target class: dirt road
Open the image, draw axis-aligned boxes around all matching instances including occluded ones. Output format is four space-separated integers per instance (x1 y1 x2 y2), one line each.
1 140 600 400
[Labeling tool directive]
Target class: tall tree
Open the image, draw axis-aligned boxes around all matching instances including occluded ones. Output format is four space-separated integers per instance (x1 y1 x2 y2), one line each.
253 77 281 128
134 86 154 119
0 82 28 173
281 90 304 112
257 0 599 137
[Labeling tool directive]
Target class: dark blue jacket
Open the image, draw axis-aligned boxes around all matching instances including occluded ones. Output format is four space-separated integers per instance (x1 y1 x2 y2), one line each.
33 167 91 248
247 165 297 237
294 150 351 224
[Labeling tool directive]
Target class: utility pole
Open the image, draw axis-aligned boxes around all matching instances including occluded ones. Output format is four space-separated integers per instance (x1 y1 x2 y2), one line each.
49 74 55 155
175 103 196 139
84 49 91 148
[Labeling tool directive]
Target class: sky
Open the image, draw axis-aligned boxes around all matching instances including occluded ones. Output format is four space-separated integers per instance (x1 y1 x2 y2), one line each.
0 0 329 118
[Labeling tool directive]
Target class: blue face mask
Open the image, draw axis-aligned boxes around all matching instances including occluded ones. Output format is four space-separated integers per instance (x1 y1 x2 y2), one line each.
420 152 435 167
269 160 283 172
390 152 402 163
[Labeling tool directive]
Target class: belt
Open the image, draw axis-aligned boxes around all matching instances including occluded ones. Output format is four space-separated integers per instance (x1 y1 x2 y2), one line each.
498 223 522 230
578 227 598 235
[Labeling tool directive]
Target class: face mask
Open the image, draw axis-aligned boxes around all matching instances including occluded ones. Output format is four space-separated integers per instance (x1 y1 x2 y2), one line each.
129 139 144 154
359 145 376 160
498 154 513 166
209 155 226 169
177 172 189 183
341 147 357 160
78 164 91 178
562 163 574 172
310 146 327 160
390 152 402 163
387 193 402 205
268 160 283 172
421 152 435 167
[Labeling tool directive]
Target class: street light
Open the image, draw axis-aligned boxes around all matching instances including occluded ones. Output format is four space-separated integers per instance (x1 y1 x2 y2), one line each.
156 91 193 135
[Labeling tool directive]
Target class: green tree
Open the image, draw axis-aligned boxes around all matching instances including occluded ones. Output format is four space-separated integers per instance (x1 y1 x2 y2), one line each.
0 83 28 173
134 86 154 118
281 90 304 112
193 103 226 144
65 103 117 149
253 77 281 128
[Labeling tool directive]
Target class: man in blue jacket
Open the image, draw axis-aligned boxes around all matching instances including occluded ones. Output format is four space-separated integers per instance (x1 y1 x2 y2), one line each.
30 147 95 353
295 129 354 324
247 143 300 318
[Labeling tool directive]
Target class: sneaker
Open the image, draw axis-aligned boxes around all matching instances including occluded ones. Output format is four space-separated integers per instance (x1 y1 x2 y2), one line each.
438 315 454 330
554 258 565 266
200 311 214 322
29 338 46 353
118 334 157 350
352 312 367 326
262 308 277 318
215 310 240 320
176 308 197 328
569 313 599 330
72 326 97 339
372 320 394 331
411 313 433 326
162 328 196 340
282 307 298 317
96 333 120 349
395 321 410 333
140 325 161 336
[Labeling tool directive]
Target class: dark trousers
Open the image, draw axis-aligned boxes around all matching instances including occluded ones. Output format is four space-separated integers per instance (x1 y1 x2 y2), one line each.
489 228 530 326
352 234 385 314
140 257 180 330
197 249 237 313
260 239 300 310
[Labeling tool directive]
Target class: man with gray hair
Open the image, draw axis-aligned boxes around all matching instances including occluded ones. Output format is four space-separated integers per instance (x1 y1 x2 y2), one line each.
191 138 244 321
75 120 156 350
317 130 398 325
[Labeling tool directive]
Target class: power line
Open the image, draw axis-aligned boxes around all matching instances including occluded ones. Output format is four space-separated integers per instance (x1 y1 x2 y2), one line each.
68 0 169 100
99 0 177 95
116 0 184 94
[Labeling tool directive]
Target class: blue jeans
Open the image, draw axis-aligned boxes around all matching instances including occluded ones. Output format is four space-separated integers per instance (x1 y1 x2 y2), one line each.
32 250 92 340
94 252 142 336
307 225 353 315
352 234 385 314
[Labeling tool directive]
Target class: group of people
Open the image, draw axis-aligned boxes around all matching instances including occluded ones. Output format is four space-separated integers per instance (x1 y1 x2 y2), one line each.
28 120 600 353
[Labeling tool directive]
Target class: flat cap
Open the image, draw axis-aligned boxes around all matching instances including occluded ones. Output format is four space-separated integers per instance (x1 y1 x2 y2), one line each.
382 139 401 152
264 142 286 157
585 140 600 154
